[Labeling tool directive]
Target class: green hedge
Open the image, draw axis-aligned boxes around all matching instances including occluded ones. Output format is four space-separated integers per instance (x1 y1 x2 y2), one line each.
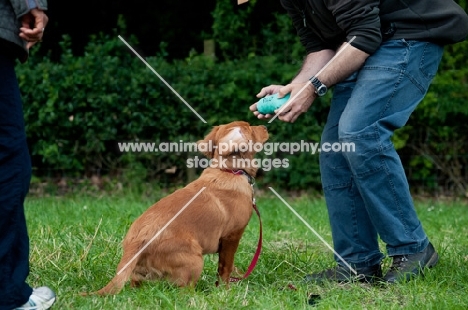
17 30 327 190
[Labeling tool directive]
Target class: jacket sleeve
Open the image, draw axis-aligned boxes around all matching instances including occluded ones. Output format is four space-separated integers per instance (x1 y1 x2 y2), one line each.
281 0 331 53
326 0 382 54
8 0 47 18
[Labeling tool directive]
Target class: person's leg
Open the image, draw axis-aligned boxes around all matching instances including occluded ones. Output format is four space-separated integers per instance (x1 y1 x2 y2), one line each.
338 40 443 256
0 53 33 309
304 72 383 283
320 72 384 269
311 40 443 284
304 73 383 283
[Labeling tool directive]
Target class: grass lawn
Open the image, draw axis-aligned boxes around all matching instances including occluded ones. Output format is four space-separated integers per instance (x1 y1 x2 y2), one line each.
24 187 468 309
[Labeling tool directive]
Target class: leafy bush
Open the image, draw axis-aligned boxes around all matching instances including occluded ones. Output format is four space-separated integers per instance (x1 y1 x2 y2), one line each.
17 28 328 190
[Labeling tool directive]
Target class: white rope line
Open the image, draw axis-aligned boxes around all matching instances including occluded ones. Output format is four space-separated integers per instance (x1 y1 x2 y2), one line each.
268 36 356 123
117 187 206 275
118 35 207 123
269 186 358 275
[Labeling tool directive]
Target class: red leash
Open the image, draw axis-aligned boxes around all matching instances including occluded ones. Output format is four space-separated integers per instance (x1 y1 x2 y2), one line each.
229 201 262 282
217 169 263 284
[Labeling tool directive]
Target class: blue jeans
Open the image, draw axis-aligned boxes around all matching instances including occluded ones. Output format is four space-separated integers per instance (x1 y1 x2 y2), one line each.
320 39 444 268
0 52 33 309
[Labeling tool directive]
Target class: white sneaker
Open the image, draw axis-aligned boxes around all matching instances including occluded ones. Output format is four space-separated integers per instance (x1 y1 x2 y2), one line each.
14 287 56 310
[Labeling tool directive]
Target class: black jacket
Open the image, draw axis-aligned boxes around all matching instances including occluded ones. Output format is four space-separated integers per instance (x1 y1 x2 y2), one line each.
281 0 468 54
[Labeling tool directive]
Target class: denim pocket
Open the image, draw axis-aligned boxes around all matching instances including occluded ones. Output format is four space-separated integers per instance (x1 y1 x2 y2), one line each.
362 39 410 72
419 42 444 80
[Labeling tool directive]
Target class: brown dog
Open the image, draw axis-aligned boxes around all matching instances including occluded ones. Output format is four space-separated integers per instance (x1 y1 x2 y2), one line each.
86 121 268 295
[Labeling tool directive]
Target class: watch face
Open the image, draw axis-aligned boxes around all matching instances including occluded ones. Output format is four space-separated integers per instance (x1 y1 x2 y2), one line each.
316 85 327 96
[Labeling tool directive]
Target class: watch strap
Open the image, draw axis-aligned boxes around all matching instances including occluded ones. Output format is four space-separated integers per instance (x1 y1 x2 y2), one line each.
309 76 327 96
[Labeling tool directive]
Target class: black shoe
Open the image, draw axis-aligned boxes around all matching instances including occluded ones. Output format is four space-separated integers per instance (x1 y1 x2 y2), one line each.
383 242 439 283
304 264 382 284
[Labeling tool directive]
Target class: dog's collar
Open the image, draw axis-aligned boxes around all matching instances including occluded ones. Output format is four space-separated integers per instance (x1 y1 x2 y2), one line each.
221 169 255 185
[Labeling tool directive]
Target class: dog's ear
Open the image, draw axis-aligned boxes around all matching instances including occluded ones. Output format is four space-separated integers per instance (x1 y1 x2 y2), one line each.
197 126 220 158
252 125 269 145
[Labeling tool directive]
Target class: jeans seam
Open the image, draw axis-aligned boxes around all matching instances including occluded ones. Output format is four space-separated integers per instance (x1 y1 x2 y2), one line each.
322 180 352 190
350 189 358 246
419 43 429 78
361 66 400 73
381 148 413 241
361 67 425 95
419 42 439 80
404 72 426 94
406 42 427 94
379 70 404 120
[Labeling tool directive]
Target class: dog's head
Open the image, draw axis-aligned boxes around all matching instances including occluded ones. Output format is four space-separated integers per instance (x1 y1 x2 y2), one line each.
197 121 269 175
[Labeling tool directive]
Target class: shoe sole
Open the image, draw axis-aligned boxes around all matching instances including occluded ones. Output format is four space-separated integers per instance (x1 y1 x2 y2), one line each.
15 297 55 310
40 297 56 310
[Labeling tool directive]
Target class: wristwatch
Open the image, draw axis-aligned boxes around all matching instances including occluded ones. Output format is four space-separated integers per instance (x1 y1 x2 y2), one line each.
309 76 328 97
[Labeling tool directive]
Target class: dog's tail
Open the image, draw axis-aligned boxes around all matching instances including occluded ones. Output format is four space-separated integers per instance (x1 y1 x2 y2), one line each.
82 249 140 296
